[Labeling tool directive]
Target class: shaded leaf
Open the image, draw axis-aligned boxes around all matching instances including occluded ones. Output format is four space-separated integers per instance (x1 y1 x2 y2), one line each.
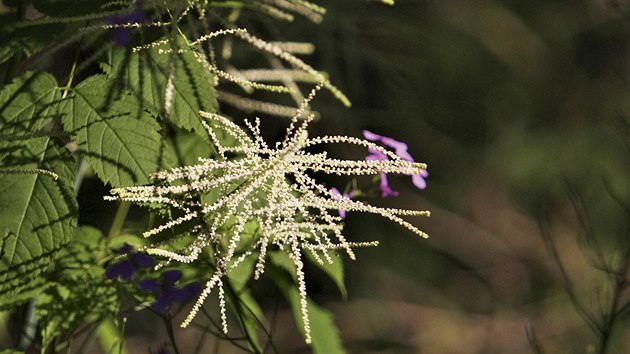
170 130 215 166
0 22 65 64
32 0 110 17
306 251 347 298
0 71 60 137
108 39 218 135
36 226 119 353
1 0 20 7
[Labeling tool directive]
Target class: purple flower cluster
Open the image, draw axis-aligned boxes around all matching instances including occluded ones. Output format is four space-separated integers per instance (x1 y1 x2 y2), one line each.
329 130 427 217
106 244 200 313
106 244 155 280
138 270 201 313
363 130 428 197
330 187 356 219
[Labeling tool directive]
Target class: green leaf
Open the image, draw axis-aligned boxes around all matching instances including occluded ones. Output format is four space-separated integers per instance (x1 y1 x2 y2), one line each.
226 257 264 353
0 256 51 310
32 0 110 17
306 251 347 299
60 75 168 187
108 38 218 135
36 226 119 353
0 136 78 303
270 247 347 298
0 46 15 65
97 318 128 354
56 225 108 273
0 21 65 64
170 130 215 166
0 71 60 136
270 263 346 354
268 249 294 271
0 350 25 354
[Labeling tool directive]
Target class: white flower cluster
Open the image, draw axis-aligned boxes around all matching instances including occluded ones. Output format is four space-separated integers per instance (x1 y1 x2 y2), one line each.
106 86 429 342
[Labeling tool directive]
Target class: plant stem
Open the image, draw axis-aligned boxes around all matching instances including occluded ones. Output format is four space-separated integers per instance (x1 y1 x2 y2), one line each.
596 276 624 354
164 315 181 354
96 200 131 354
96 318 128 354
108 201 131 237
16 299 37 351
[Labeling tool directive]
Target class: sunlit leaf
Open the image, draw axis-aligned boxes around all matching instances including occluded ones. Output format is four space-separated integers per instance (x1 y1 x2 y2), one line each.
60 75 168 187
0 136 77 304
0 349 25 354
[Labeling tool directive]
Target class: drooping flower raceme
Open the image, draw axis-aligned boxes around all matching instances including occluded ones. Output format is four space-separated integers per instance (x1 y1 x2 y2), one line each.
105 87 430 343
363 130 428 197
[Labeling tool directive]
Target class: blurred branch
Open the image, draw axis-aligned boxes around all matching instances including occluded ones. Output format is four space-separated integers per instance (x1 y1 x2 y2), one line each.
539 213 599 332
538 180 630 354
525 324 545 354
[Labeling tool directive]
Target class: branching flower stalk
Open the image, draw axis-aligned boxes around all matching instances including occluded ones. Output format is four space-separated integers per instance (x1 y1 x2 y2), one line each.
105 86 429 343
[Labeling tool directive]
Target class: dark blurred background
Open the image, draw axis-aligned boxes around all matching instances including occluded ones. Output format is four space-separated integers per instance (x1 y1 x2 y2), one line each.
284 0 630 353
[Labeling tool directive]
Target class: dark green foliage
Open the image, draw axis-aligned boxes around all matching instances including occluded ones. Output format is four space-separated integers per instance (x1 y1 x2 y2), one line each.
31 0 111 17
107 41 218 135
36 226 119 352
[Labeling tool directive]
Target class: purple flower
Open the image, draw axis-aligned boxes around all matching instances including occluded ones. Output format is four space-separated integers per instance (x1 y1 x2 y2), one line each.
378 173 398 197
363 130 428 197
106 244 155 280
140 270 201 313
105 9 145 47
331 187 357 218
105 260 136 280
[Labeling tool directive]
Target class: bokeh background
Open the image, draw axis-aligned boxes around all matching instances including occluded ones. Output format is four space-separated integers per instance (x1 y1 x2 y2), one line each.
283 0 630 353
3 0 630 353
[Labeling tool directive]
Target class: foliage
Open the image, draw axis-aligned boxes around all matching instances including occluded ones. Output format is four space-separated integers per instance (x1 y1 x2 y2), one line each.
0 0 430 353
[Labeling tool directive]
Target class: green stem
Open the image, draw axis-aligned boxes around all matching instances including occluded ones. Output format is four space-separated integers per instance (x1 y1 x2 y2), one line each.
108 201 131 237
95 200 131 354
16 299 37 351
97 318 128 354
223 278 263 354
164 315 181 354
